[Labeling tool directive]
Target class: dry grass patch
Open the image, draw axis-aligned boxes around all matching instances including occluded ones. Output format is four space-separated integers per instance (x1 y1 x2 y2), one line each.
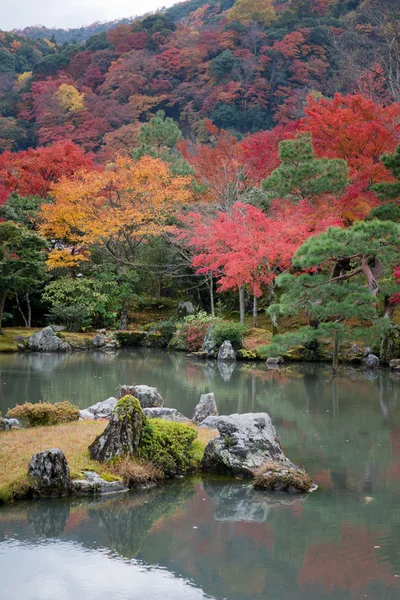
253 462 314 493
0 420 110 503
0 420 218 504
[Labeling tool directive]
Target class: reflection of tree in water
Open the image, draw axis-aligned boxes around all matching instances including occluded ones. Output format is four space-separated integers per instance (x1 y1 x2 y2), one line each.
87 481 196 559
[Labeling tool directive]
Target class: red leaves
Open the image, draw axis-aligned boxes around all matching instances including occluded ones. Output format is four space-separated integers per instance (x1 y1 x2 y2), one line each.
0 141 94 204
180 200 336 297
302 93 400 184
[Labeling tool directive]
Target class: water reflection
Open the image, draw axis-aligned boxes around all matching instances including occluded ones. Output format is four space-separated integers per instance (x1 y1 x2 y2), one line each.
1 351 400 599
1 478 400 600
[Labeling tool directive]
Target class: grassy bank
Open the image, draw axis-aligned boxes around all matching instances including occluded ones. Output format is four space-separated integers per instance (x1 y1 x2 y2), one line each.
0 420 216 505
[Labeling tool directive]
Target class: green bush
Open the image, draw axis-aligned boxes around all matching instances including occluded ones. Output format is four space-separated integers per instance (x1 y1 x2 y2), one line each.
138 419 198 477
7 401 80 427
211 320 247 347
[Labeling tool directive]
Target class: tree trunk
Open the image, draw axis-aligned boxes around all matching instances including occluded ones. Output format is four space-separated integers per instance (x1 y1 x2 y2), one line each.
119 308 128 331
332 329 340 375
209 273 215 318
253 295 258 327
15 292 31 328
0 289 7 331
239 286 245 325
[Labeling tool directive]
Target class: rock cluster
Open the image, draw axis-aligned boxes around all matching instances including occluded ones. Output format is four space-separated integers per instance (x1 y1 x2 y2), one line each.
27 327 71 353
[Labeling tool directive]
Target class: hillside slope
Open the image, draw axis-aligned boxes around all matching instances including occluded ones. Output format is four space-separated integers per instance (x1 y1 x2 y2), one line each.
0 0 398 155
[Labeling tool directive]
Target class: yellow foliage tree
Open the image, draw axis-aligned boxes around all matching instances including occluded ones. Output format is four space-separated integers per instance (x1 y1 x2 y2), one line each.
228 0 276 27
39 155 194 269
55 84 85 112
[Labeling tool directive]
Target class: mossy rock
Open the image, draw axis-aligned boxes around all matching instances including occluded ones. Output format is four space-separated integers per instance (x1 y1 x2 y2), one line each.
254 463 315 493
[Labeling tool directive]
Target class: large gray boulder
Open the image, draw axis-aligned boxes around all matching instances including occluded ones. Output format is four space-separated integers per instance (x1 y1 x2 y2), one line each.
218 340 236 362
28 448 71 497
118 385 164 408
192 392 218 425
202 327 217 359
27 327 71 353
0 417 21 431
89 395 144 462
365 353 380 369
80 397 117 420
71 471 128 496
177 301 195 318
143 407 190 423
202 413 295 478
92 334 106 348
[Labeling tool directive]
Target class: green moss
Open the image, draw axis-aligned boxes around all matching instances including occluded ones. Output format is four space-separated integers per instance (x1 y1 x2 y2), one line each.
237 349 258 360
114 395 145 424
138 419 198 477
115 331 147 347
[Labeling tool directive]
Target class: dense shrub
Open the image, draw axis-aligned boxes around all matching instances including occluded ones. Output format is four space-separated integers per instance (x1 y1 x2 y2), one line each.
139 419 198 477
170 311 213 351
7 401 80 427
211 320 247 347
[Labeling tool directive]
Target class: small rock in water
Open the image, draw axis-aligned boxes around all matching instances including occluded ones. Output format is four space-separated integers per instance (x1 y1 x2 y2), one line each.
217 340 236 362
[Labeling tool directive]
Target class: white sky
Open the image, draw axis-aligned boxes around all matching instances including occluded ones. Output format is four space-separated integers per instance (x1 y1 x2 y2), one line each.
0 0 178 30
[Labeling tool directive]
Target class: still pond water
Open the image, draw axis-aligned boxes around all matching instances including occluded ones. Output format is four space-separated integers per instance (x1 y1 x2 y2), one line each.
1 349 400 600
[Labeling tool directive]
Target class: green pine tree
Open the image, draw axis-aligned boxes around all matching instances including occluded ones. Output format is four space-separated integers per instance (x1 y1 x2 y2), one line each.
372 143 400 202
132 110 192 176
262 134 348 202
264 220 400 372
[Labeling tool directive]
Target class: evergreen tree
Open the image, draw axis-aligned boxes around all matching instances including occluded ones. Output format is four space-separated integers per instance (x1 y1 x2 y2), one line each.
262 134 348 202
372 144 400 202
132 111 192 176
0 222 45 329
266 220 400 372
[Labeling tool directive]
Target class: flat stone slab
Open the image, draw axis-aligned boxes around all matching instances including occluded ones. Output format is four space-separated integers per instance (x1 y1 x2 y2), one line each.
143 407 190 423
71 471 128 496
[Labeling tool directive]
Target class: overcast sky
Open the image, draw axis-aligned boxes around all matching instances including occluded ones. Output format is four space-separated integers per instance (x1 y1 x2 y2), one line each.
0 0 178 30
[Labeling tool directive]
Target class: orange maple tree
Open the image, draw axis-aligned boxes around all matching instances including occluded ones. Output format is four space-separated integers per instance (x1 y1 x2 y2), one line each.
39 155 194 269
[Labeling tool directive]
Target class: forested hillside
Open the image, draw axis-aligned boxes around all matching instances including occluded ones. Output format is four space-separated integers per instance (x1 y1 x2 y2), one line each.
0 0 399 365
1 0 398 154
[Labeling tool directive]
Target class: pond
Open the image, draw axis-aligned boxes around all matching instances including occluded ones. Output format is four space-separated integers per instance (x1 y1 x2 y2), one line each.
1 349 400 600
